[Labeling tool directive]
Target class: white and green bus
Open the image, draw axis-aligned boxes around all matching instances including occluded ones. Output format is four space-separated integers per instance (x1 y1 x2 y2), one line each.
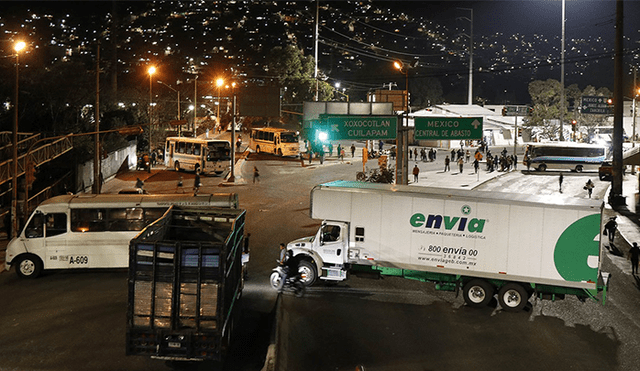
165 137 231 175
4 193 238 278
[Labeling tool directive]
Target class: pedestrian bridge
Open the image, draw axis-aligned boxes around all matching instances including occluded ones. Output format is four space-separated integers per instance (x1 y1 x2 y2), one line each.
0 132 73 187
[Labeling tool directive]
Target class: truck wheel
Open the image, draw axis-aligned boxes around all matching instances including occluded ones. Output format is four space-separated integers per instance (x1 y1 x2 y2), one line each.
498 283 529 312
298 260 317 286
575 165 583 173
537 164 547 172
463 279 494 307
15 254 43 279
270 271 284 290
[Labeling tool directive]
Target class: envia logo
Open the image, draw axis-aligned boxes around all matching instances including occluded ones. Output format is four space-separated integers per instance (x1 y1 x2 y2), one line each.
554 214 600 282
410 205 486 233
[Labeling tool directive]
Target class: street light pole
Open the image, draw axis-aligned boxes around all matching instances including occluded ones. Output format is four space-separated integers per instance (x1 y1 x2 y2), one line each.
11 41 26 239
216 78 224 130
148 66 156 155
394 61 409 185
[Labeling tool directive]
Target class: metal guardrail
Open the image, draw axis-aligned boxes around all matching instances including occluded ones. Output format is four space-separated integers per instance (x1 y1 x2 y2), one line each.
0 136 73 187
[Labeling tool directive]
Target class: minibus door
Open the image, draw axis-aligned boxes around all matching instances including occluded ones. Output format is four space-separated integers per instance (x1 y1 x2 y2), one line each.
42 213 69 269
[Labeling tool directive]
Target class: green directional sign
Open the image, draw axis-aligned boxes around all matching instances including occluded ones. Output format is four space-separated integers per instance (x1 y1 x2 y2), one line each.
323 115 397 140
414 117 483 140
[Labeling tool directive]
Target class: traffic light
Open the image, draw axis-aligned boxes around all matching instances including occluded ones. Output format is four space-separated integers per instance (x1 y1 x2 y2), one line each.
25 159 36 187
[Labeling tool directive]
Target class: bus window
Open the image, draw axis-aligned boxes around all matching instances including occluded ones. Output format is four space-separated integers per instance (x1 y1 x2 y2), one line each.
71 209 106 232
194 144 201 156
186 142 193 155
45 213 67 237
25 212 44 238
177 142 185 154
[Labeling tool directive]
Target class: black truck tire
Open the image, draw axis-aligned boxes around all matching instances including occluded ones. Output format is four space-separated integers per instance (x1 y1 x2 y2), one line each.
463 279 494 307
498 283 529 312
298 260 317 286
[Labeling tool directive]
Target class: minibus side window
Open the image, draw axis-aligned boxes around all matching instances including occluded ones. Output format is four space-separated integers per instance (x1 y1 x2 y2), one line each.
25 213 44 238
45 213 67 237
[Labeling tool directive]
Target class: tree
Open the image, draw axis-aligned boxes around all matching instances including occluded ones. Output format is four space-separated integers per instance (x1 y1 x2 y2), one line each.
411 77 443 108
266 45 333 105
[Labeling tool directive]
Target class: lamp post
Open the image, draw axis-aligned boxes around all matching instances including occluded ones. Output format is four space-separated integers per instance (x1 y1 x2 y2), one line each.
228 81 237 183
216 78 224 129
148 66 156 155
394 61 409 185
11 40 26 239
158 80 182 135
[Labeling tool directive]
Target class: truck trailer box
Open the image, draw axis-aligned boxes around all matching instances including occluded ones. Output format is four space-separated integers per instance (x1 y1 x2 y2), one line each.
308 181 604 294
126 206 245 362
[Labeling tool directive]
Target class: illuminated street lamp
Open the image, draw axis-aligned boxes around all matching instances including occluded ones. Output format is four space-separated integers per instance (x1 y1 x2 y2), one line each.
334 82 349 102
394 60 409 185
216 78 224 126
11 40 26 238
148 66 156 155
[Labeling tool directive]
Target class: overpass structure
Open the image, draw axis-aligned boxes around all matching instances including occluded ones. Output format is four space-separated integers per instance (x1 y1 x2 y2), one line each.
0 132 73 188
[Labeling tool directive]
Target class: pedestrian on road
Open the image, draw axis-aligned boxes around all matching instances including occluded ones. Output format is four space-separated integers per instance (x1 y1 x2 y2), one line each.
559 173 564 193
604 216 617 247
193 173 201 194
584 179 595 198
457 157 464 174
473 159 479 174
351 143 356 158
412 164 420 183
253 166 260 183
135 177 144 189
444 155 450 172
340 148 345 162
629 242 640 275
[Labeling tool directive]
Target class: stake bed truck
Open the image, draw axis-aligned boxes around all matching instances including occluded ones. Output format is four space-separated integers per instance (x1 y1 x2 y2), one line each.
126 206 245 361
287 181 609 311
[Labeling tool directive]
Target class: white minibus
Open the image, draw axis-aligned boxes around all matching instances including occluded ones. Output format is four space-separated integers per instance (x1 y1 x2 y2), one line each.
165 137 231 175
4 193 238 278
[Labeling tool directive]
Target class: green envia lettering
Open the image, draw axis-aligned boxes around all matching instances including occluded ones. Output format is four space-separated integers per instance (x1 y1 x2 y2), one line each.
554 214 600 283
410 213 485 233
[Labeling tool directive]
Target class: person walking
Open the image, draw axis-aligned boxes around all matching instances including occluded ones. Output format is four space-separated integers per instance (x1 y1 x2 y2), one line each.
629 242 640 275
559 173 564 193
412 164 420 183
340 147 345 162
193 173 201 195
457 157 464 174
351 143 356 158
584 179 595 198
444 155 450 172
473 159 479 174
135 177 144 189
253 166 260 183
604 216 617 247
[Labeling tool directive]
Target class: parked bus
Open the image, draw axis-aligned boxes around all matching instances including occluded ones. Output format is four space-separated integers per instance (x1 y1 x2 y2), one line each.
524 142 607 172
4 193 238 278
249 127 299 156
165 137 231 175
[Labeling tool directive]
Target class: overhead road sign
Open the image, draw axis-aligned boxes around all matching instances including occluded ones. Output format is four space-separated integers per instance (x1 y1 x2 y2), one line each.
502 105 530 116
322 115 397 140
580 96 613 115
414 117 483 140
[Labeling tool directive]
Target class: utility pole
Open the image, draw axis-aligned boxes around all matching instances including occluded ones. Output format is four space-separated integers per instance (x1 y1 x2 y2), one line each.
610 0 625 206
458 8 473 105
314 0 319 101
560 0 566 141
93 42 101 194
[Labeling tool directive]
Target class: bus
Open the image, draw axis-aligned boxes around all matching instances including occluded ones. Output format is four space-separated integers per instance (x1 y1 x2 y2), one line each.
4 193 238 278
165 137 231 175
249 127 299 156
524 142 607 172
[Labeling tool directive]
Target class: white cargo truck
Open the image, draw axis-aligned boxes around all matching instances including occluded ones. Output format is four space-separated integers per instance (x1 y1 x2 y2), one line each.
286 181 610 311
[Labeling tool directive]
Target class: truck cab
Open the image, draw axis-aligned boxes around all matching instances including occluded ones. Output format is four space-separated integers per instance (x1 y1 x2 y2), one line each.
287 221 349 285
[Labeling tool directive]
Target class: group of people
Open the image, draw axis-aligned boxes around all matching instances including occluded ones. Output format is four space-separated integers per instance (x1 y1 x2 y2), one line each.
409 147 439 162
603 216 639 276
